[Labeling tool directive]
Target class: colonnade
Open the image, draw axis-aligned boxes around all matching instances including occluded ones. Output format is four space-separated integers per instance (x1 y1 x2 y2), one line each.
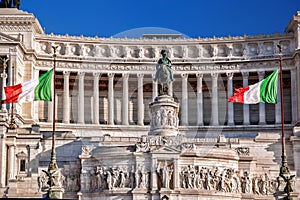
5 69 295 126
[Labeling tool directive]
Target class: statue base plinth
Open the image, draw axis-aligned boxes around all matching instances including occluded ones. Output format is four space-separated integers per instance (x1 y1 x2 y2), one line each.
274 191 299 200
148 95 179 137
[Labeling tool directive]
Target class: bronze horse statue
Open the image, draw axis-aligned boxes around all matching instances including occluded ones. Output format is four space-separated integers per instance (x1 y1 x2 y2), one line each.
154 50 174 95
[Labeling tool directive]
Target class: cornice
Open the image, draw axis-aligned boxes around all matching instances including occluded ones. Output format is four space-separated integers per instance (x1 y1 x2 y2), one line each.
0 9 43 34
35 32 294 45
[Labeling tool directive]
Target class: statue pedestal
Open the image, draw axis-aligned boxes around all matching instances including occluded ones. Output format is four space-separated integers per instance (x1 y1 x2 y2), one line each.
148 95 179 137
46 169 65 199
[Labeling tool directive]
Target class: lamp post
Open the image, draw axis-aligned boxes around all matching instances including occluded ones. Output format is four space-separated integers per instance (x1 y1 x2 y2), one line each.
48 45 58 172
45 45 64 199
277 45 295 199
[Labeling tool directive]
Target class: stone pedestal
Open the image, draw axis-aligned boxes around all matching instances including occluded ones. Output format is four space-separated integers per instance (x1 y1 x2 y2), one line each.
274 192 299 200
46 169 64 199
148 95 179 137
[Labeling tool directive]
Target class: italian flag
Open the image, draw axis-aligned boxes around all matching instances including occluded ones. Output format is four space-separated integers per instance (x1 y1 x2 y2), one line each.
2 69 53 104
228 69 279 104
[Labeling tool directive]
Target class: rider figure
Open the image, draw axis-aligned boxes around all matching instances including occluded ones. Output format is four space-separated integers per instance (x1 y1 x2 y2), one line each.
154 50 174 82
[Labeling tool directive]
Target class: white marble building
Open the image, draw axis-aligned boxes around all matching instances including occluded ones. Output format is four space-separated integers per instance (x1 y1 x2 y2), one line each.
0 8 299 199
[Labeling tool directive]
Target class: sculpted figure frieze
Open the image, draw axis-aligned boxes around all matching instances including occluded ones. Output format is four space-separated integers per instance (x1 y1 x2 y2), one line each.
179 165 277 195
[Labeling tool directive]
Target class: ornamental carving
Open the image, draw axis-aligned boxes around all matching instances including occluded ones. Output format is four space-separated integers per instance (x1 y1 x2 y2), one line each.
157 161 174 189
81 145 95 157
85 165 149 191
136 141 150 153
179 165 277 195
151 108 178 128
181 143 196 151
235 147 250 156
35 38 293 61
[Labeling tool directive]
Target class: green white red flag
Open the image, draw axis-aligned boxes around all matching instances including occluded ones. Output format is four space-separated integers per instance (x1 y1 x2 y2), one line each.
2 69 53 104
228 69 279 104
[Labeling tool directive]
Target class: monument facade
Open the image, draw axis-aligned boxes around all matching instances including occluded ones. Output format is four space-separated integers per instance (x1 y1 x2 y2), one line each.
0 8 299 199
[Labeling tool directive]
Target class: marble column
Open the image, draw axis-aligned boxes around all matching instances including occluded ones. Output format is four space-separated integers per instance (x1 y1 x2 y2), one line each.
93 72 100 124
137 73 144 126
173 159 180 190
8 145 15 180
196 73 203 126
242 72 250 125
227 72 234 125
181 73 188 126
152 74 158 101
258 71 266 124
48 101 53 123
122 73 129 125
151 158 158 191
78 72 85 124
32 68 40 121
290 69 297 123
168 82 173 97
211 73 219 126
62 71 70 124
108 73 115 125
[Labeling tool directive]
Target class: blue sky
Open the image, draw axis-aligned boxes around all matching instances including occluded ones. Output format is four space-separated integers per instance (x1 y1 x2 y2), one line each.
21 0 299 38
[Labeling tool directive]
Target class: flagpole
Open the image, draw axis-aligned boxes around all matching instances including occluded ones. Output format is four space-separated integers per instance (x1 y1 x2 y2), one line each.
8 62 16 130
277 45 293 198
48 46 58 171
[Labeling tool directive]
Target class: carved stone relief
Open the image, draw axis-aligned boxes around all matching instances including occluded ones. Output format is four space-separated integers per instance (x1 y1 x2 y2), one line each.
179 165 277 195
36 39 293 61
82 165 150 191
157 161 174 189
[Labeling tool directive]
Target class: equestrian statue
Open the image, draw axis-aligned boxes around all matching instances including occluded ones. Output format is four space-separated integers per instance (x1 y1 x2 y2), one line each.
154 50 175 95
0 0 20 9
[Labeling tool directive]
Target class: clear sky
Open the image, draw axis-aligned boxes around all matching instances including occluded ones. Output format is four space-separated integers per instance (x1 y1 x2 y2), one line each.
21 0 300 38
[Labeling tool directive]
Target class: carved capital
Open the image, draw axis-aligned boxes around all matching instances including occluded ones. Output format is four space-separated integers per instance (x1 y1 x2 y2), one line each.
211 72 218 78
108 73 115 78
93 72 100 77
196 73 203 78
181 73 188 79
226 72 234 79
63 71 70 77
258 71 265 79
122 73 129 79
78 71 85 77
242 71 249 78
137 73 144 78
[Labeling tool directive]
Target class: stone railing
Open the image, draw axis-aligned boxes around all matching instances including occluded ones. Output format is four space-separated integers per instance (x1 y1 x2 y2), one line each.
35 34 294 61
